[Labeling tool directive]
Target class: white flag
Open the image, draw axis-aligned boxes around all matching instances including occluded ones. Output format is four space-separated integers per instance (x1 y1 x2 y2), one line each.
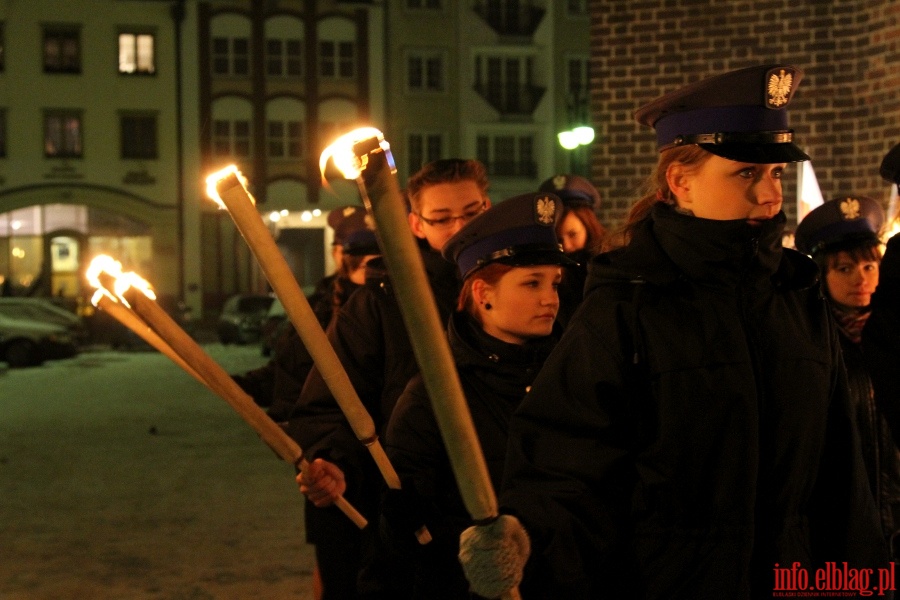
797 160 824 225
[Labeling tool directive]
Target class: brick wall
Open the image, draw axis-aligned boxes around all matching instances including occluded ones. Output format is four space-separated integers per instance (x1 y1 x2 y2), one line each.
589 0 900 230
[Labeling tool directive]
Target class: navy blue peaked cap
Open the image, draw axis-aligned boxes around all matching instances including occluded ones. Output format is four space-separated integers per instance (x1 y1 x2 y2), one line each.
537 174 601 209
795 196 884 256
634 64 810 164
442 192 576 280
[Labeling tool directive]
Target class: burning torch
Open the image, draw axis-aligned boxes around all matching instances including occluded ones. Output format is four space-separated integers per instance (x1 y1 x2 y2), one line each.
321 128 518 597
205 165 426 539
86 257 366 529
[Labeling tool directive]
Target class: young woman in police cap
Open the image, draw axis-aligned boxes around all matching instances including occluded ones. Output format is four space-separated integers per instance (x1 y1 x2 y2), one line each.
457 65 889 599
537 174 607 327
380 191 573 599
796 195 900 558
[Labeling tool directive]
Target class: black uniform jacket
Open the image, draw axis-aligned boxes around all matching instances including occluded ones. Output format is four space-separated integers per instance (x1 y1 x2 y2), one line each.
500 205 888 599
287 239 460 520
861 234 900 548
383 311 558 599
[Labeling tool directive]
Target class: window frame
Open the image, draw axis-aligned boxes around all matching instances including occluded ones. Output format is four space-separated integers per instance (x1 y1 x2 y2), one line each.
120 112 158 160
265 37 303 78
407 131 443 175
211 36 250 77
320 40 356 79
43 25 82 74
212 118 252 159
407 49 445 93
118 30 157 75
266 119 304 159
44 109 83 158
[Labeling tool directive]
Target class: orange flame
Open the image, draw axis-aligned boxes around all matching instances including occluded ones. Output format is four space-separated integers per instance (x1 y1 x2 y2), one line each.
86 255 123 291
113 271 157 308
205 165 255 208
90 288 117 307
319 127 391 183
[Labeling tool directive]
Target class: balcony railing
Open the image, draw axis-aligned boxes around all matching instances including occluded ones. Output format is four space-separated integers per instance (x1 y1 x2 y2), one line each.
474 82 546 116
472 1 545 37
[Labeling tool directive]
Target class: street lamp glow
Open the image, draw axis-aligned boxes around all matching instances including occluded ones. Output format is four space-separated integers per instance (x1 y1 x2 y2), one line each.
558 130 580 150
269 211 281 223
573 126 595 145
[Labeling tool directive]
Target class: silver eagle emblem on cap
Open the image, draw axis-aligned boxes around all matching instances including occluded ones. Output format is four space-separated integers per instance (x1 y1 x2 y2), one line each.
840 198 861 220
536 196 556 225
767 69 793 108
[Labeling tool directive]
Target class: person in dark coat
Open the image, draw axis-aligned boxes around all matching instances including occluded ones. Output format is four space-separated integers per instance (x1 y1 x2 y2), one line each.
381 192 572 599
796 195 900 558
537 173 606 328
457 64 890 600
288 159 491 599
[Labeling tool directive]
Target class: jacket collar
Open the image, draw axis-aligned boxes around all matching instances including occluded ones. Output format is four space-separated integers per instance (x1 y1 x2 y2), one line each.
587 204 817 292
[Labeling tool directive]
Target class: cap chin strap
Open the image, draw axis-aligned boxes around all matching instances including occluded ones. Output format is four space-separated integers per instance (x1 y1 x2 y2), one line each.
666 130 794 149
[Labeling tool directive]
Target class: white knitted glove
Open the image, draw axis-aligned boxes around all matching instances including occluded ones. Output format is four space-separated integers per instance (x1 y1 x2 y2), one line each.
458 514 530 598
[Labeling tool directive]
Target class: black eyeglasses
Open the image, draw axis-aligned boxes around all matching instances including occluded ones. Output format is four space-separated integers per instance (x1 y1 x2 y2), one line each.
417 202 487 229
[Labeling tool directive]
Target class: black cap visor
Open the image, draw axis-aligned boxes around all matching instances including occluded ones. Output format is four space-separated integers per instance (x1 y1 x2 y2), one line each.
699 141 810 164
465 246 578 280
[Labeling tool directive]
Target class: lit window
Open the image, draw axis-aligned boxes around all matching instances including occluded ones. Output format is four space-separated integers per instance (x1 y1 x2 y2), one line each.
44 111 83 158
43 27 80 74
119 32 156 74
121 114 157 159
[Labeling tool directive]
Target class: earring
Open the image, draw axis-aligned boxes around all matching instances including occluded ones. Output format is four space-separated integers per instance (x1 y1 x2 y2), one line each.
484 303 492 310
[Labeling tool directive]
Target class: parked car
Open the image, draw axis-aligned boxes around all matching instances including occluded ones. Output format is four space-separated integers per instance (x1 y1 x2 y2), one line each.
0 298 88 345
217 294 275 345
0 313 78 367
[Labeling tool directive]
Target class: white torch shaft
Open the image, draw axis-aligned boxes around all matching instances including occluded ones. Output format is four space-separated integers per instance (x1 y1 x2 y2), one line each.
121 287 367 529
214 173 401 491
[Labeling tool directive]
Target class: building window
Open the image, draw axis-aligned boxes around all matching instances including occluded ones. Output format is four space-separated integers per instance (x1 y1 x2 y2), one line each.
266 38 303 77
320 41 355 79
406 0 442 8
120 114 157 159
567 0 588 15
407 133 442 175
213 119 251 158
44 110 83 158
212 37 250 76
267 120 303 158
474 54 540 114
475 134 536 178
119 32 156 74
407 52 443 92
43 26 81 74
0 109 6 157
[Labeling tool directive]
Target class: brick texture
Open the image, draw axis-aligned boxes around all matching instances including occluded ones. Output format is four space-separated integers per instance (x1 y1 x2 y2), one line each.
589 0 900 230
